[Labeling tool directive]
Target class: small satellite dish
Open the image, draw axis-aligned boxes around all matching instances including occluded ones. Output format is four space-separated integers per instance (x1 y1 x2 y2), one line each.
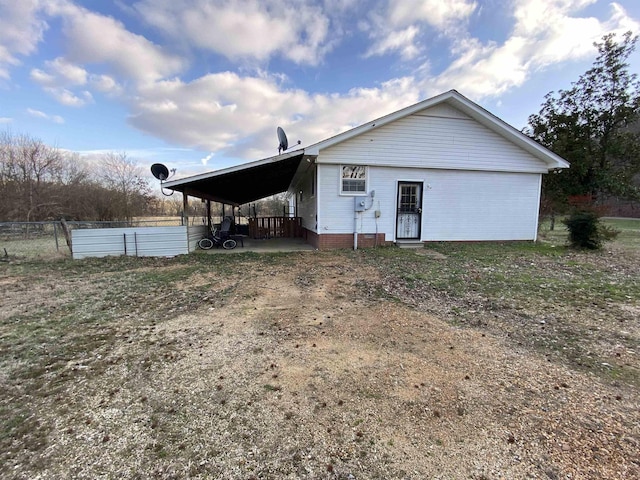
277 127 288 154
150 163 175 196
151 163 170 181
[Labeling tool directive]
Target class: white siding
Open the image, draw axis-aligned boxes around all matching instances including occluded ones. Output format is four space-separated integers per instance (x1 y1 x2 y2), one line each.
293 165 318 232
421 170 540 241
317 164 357 235
72 226 192 259
317 165 541 241
318 106 548 173
420 103 471 119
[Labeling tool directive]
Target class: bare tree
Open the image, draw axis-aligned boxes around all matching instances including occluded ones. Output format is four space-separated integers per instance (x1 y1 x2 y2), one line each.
1 134 155 222
0 131 63 220
97 152 152 221
240 193 288 218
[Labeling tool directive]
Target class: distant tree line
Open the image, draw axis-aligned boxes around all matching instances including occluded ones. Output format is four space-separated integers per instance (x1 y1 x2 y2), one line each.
0 130 286 224
0 132 158 222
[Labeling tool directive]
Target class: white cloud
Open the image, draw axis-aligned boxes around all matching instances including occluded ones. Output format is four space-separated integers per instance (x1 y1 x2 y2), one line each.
133 0 335 65
127 71 420 160
363 0 477 60
31 56 122 105
201 152 214 165
89 74 123 95
47 57 88 85
45 0 185 83
31 57 87 87
26 108 64 124
44 87 93 107
30 68 56 86
0 117 13 124
388 0 478 30
0 0 47 79
423 1 640 100
364 25 421 60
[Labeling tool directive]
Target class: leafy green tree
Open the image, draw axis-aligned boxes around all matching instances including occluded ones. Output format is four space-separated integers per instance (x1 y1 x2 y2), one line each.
527 32 640 219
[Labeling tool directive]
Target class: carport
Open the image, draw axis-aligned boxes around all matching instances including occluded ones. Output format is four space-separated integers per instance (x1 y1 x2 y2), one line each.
162 149 313 246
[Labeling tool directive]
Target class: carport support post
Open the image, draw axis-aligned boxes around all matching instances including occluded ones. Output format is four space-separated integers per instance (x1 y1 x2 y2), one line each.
182 193 189 226
206 200 211 231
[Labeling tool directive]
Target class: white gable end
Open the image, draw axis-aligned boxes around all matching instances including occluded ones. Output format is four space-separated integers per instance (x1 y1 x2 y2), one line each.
419 103 472 120
317 104 549 174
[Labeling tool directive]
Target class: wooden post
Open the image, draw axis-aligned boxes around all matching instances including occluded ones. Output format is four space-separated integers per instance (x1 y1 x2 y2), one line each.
60 218 73 253
182 193 189 226
206 200 211 231
182 194 190 248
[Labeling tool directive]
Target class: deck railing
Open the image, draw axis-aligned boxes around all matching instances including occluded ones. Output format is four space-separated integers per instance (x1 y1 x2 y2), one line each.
248 217 302 239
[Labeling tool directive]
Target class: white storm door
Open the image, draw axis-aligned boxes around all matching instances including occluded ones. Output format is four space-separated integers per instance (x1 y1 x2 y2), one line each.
396 182 423 240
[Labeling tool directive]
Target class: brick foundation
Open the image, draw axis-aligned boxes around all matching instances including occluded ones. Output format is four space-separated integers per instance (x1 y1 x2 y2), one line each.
303 229 389 250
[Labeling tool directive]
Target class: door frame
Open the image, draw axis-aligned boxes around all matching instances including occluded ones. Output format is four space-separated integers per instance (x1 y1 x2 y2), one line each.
395 181 424 240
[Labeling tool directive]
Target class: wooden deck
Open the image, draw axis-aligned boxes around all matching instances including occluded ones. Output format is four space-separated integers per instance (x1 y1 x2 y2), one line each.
248 217 302 239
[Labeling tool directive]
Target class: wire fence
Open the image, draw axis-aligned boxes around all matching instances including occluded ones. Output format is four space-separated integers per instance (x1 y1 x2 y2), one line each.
0 217 206 261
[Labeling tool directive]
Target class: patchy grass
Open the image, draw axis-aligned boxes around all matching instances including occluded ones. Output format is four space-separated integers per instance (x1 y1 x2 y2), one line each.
356 239 639 384
1 233 639 479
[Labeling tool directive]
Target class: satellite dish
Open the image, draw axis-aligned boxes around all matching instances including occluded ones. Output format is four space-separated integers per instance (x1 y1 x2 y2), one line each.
151 163 170 181
277 127 288 154
150 163 175 196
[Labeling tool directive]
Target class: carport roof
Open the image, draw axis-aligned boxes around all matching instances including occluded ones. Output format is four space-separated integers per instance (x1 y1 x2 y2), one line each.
162 149 305 205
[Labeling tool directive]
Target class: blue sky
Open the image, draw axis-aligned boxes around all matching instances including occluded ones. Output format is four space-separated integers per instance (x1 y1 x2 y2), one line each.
1 0 639 179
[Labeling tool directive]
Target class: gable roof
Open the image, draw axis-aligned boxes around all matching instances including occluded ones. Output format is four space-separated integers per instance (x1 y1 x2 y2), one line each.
163 90 569 205
304 89 569 170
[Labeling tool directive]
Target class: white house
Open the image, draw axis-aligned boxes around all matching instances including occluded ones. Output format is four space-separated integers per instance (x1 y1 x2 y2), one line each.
286 90 569 249
164 90 569 250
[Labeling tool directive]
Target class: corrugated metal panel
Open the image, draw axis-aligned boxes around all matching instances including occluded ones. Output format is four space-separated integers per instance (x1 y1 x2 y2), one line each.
317 165 540 241
319 109 548 173
72 226 189 259
188 225 207 252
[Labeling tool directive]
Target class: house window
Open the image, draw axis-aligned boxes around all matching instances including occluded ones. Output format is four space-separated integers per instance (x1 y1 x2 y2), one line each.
341 165 366 194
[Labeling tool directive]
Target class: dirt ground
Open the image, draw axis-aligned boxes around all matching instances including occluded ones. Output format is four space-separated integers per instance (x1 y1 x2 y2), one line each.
1 247 639 479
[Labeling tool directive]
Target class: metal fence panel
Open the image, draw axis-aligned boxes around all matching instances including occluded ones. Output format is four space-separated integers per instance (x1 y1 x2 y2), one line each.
0 218 193 260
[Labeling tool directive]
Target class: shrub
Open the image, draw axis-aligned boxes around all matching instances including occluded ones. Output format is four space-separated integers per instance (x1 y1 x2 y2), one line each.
563 210 619 249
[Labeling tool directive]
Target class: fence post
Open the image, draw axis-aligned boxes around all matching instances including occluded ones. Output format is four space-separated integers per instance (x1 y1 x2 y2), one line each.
60 218 73 253
53 222 59 251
